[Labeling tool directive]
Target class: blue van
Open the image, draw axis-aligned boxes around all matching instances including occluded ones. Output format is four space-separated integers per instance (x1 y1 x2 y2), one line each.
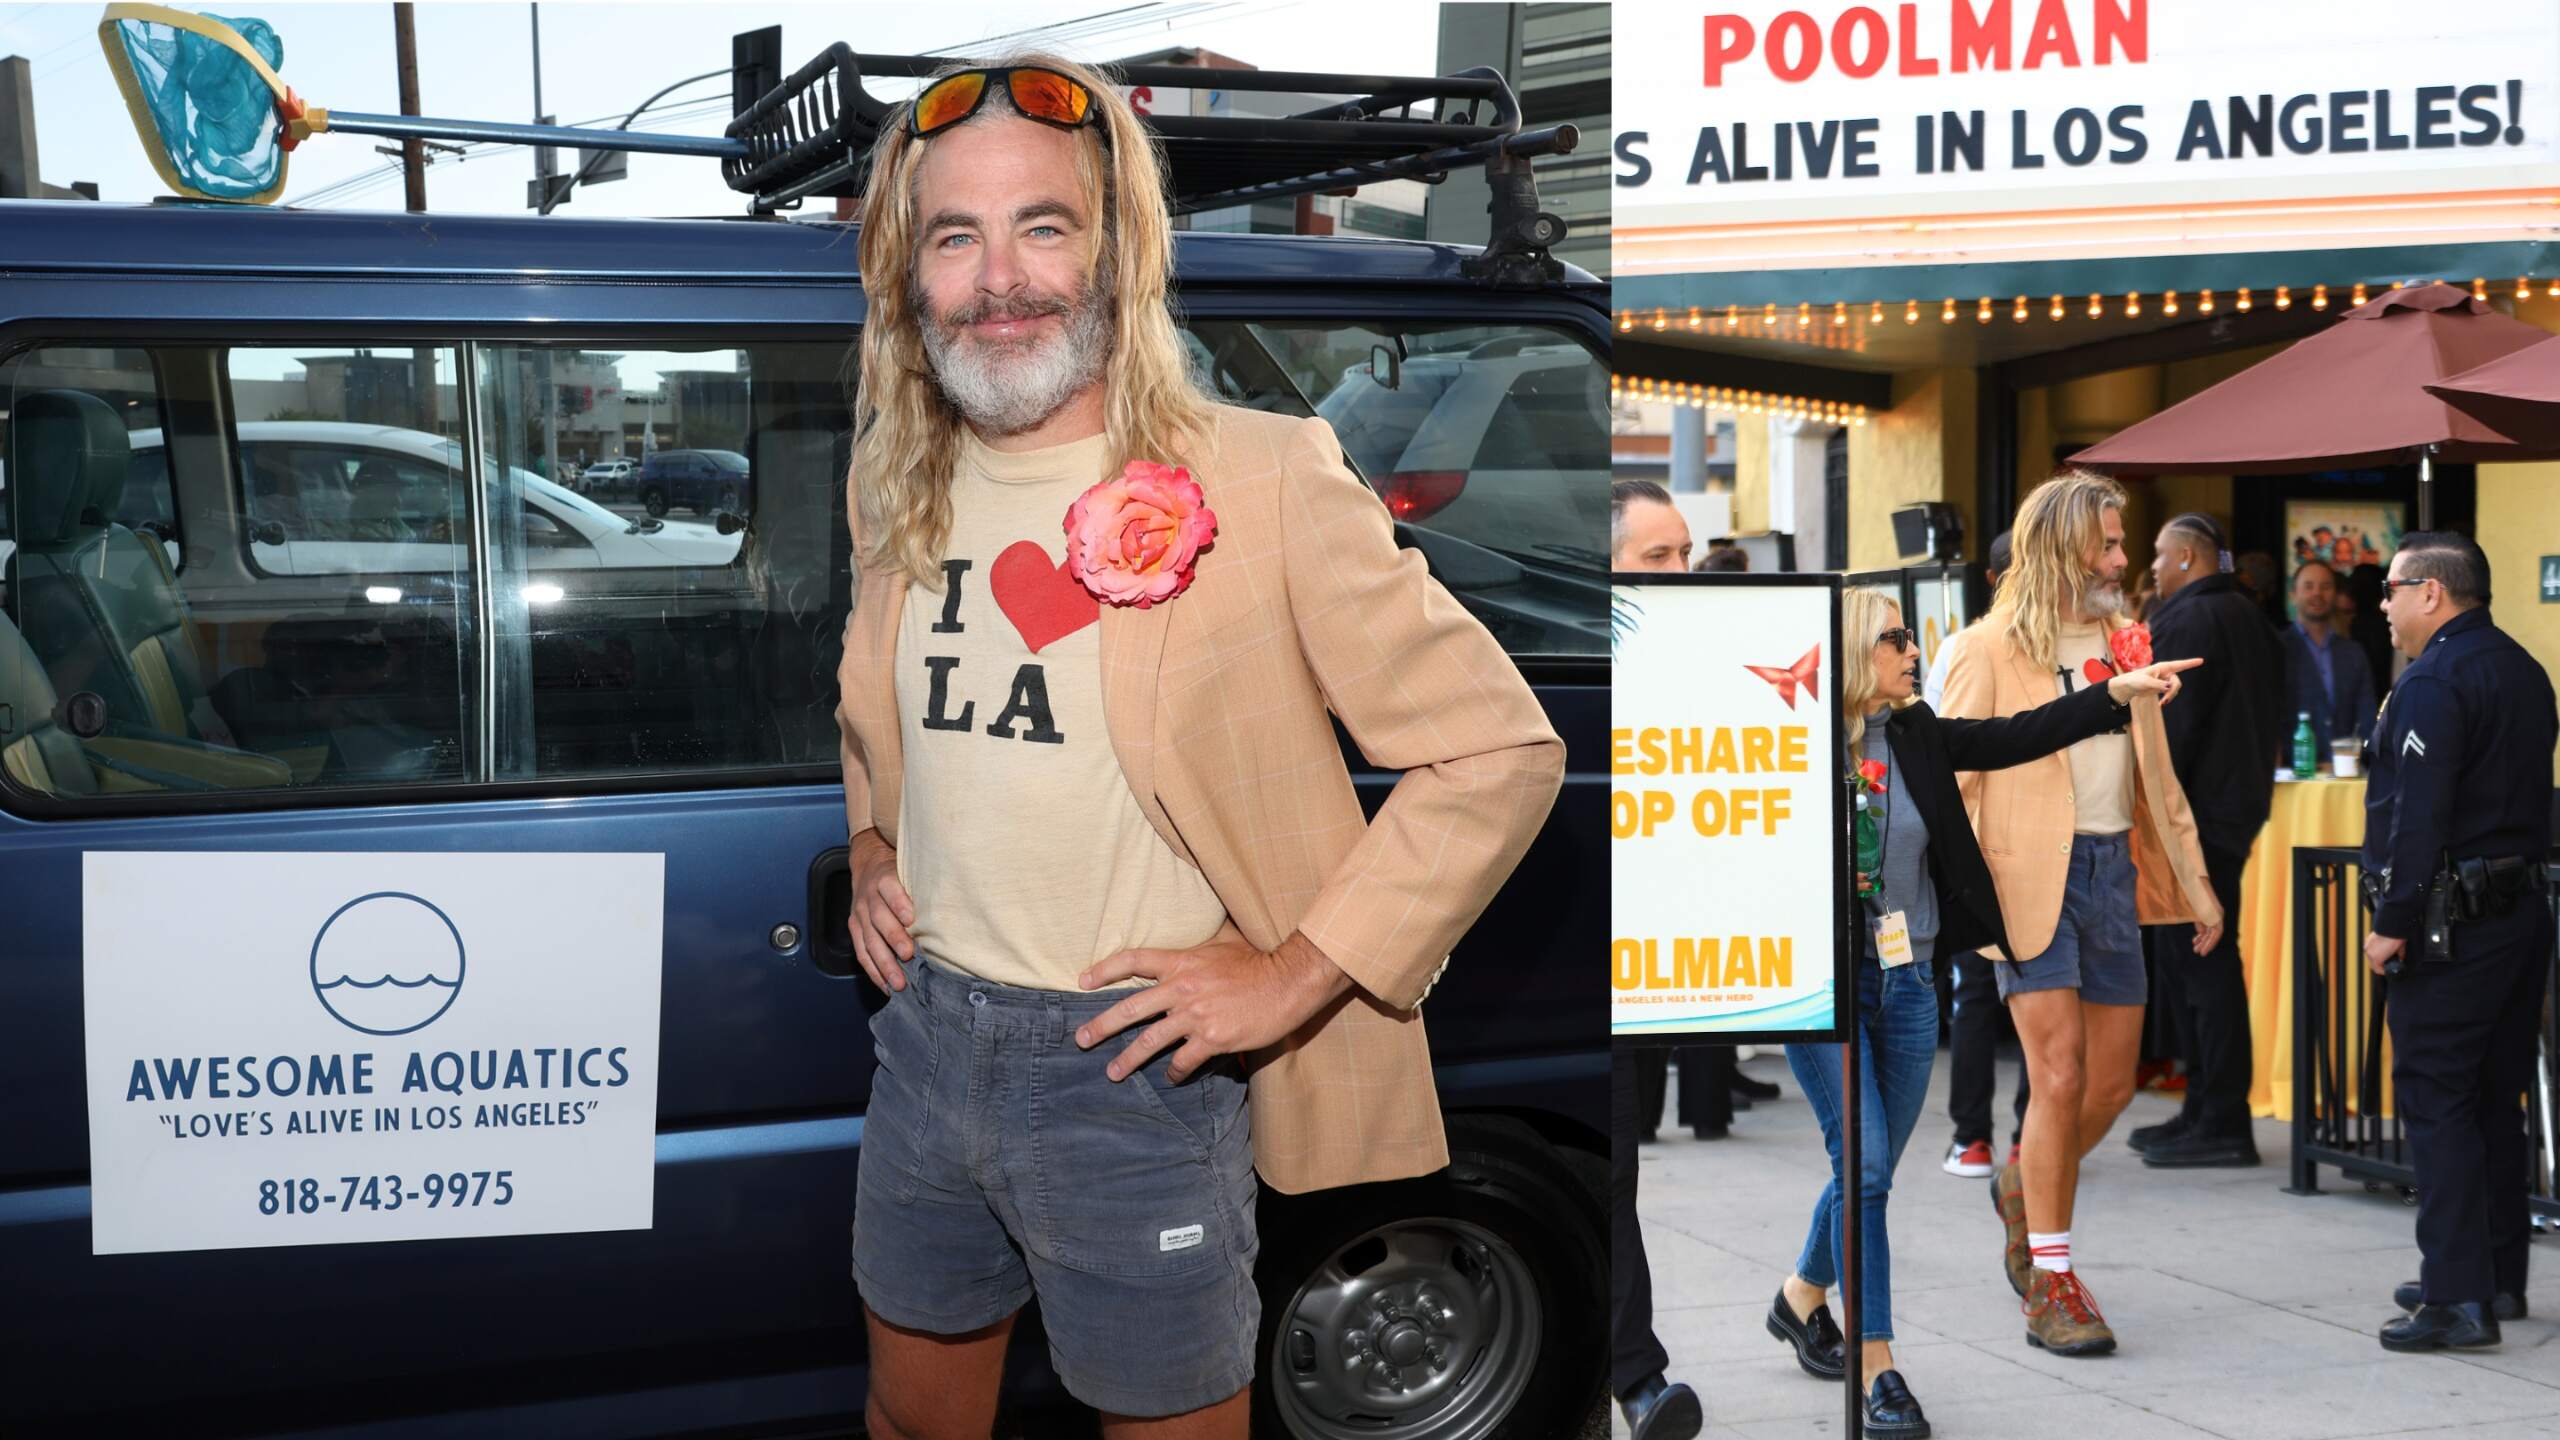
0 190 1610 1438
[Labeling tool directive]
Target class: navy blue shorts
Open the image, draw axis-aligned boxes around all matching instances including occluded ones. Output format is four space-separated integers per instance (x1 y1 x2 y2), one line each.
851 954 1258 1417
1996 832 2147 1007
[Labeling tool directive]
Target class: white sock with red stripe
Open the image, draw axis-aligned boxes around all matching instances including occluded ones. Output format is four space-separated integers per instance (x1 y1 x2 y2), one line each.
2029 1231 2072 1274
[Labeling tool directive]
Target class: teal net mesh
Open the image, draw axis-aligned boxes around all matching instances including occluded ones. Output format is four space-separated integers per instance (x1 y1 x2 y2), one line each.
110 13 286 200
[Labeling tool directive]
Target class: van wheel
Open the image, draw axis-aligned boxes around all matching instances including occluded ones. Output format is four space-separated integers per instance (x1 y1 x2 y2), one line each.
717 484 740 515
1252 1115 1605 1440
642 488 667 518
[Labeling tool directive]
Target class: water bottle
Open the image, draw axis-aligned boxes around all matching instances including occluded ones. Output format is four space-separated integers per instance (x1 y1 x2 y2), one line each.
2292 712 2318 779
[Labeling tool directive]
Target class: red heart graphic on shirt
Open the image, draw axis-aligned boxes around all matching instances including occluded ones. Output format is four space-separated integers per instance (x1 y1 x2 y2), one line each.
990 540 1099 654
2082 658 2116 688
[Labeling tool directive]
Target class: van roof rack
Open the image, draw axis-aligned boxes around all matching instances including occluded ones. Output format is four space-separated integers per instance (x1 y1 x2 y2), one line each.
725 46 1580 286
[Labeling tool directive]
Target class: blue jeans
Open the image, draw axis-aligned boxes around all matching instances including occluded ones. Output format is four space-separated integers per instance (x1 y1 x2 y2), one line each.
1786 954 1940 1341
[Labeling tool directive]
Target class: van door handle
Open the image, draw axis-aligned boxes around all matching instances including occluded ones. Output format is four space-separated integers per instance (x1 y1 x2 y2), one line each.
807 847 854 977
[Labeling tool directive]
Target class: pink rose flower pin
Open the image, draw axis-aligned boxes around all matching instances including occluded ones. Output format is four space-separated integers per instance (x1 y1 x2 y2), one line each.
1063 461 1217 609
2108 622 2153 672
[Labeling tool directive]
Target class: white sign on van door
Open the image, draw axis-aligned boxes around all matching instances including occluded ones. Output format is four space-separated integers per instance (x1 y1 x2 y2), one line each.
83 852 664 1255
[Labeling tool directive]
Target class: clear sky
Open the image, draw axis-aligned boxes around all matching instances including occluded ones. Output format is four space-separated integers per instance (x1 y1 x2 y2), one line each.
8 0 1446 216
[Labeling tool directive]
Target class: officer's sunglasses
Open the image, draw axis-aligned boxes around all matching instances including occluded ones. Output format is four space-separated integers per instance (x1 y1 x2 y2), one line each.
909 68 1099 139
2380 576 2436 601
1876 627 1920 652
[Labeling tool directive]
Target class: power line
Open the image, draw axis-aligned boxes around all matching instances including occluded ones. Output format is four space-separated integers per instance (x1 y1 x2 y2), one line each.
292 1 1263 212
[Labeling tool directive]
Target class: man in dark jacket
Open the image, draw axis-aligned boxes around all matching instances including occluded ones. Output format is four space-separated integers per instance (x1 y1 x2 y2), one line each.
2133 513 2288 1166
2282 559 2379 756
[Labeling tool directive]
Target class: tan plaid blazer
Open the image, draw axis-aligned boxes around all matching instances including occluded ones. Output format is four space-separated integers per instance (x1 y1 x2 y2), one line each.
833 405 1564 1193
1940 619 2223 965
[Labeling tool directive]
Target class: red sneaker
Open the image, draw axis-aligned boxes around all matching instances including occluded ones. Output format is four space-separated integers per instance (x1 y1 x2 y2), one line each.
1943 1139 1995 1177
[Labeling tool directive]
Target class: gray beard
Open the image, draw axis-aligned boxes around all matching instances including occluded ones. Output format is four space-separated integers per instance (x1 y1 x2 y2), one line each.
917 278 1114 436
2082 579 2127 617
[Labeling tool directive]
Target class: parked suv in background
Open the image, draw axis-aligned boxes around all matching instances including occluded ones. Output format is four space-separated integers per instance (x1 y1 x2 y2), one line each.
579 457 636 494
0 194 1606 1439
635 447 750 518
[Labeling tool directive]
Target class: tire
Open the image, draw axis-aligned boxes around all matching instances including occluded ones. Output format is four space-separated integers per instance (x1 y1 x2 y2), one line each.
717 484 741 514
642 487 667 518
1251 1114 1606 1440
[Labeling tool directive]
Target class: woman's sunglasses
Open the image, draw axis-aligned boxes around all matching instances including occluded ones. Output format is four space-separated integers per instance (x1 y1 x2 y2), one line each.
910 67 1098 139
1876 627 1919 652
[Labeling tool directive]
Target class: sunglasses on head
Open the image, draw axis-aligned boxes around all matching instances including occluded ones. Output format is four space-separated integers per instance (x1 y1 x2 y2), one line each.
1876 627 1919 652
910 67 1099 139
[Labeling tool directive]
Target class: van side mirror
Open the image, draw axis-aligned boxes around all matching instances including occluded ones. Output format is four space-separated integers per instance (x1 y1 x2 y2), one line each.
251 520 287 546
714 510 747 536
1368 343 1400 391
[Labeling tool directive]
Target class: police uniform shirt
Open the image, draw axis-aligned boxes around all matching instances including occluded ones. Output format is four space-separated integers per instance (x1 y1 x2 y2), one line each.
2361 606 2558 940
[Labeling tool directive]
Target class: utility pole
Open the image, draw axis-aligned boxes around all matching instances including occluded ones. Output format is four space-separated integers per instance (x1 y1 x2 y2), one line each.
395 2 437 431
394 3 426 212
530 3 560 485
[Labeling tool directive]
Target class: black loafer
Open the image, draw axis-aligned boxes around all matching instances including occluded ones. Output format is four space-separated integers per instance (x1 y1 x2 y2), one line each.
1766 1285 1846 1379
1733 1073 1782 1102
2394 1281 2526 1321
1619 1373 1705 1440
2381 1301 2501 1352
2127 1115 2192 1152
1863 1369 1931 1439
2139 1131 2261 1168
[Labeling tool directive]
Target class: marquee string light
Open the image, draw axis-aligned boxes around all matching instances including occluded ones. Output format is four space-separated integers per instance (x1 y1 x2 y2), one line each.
1611 279 2542 338
1611 374 1872 427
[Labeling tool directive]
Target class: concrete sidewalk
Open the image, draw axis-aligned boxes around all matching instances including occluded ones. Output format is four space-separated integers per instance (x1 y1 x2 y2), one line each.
1618 1049 2560 1439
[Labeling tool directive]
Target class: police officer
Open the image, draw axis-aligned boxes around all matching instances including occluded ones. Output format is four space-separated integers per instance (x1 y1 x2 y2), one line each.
2360 531 2557 1353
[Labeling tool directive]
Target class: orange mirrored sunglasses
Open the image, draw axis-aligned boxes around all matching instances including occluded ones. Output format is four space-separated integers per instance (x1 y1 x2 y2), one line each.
909 67 1098 139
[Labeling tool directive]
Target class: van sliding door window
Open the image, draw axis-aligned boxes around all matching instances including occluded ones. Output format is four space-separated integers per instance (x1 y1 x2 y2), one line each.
0 342 475 800
470 343 852 781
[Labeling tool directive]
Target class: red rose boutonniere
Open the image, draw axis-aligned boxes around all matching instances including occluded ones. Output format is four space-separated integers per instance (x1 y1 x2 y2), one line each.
1062 461 1217 609
2083 622 2152 687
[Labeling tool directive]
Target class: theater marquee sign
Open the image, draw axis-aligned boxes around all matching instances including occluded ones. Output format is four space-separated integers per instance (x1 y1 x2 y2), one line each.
1613 0 2560 270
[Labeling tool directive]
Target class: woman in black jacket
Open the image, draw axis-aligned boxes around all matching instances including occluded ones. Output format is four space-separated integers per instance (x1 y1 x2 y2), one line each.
1764 586 2198 1438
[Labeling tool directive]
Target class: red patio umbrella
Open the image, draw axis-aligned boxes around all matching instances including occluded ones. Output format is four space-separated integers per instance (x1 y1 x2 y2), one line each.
2423 334 2560 450
2070 283 2559 526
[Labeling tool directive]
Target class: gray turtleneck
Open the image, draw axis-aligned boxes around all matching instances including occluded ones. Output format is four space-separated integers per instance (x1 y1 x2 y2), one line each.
1858 714 1938 966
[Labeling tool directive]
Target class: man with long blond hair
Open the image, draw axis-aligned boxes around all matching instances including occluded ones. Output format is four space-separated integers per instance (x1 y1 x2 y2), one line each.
1937 470 2222 1358
829 54 1563 1437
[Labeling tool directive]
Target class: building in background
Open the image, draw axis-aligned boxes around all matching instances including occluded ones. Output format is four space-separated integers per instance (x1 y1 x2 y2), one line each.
0 55 98 200
1109 45 1428 241
1612 0 2560 758
1428 3 1608 278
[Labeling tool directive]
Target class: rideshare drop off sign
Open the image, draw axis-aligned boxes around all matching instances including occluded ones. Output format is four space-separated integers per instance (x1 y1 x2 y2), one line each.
82 852 664 1254
1611 576 1848 1043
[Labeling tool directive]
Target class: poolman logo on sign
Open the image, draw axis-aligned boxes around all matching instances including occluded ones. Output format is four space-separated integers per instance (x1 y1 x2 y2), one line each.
82 853 664 1255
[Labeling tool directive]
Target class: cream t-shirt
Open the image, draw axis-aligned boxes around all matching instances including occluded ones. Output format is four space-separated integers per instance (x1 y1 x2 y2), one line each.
891 429 1229 991
2055 619 2133 836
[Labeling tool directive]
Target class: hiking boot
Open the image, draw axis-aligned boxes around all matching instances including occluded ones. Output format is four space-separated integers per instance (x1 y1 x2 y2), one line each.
2023 1268 2118 1356
1991 1159 2031 1296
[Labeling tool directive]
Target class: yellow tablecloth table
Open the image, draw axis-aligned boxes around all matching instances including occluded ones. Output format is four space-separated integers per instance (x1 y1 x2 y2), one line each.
2240 777 2381 1121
